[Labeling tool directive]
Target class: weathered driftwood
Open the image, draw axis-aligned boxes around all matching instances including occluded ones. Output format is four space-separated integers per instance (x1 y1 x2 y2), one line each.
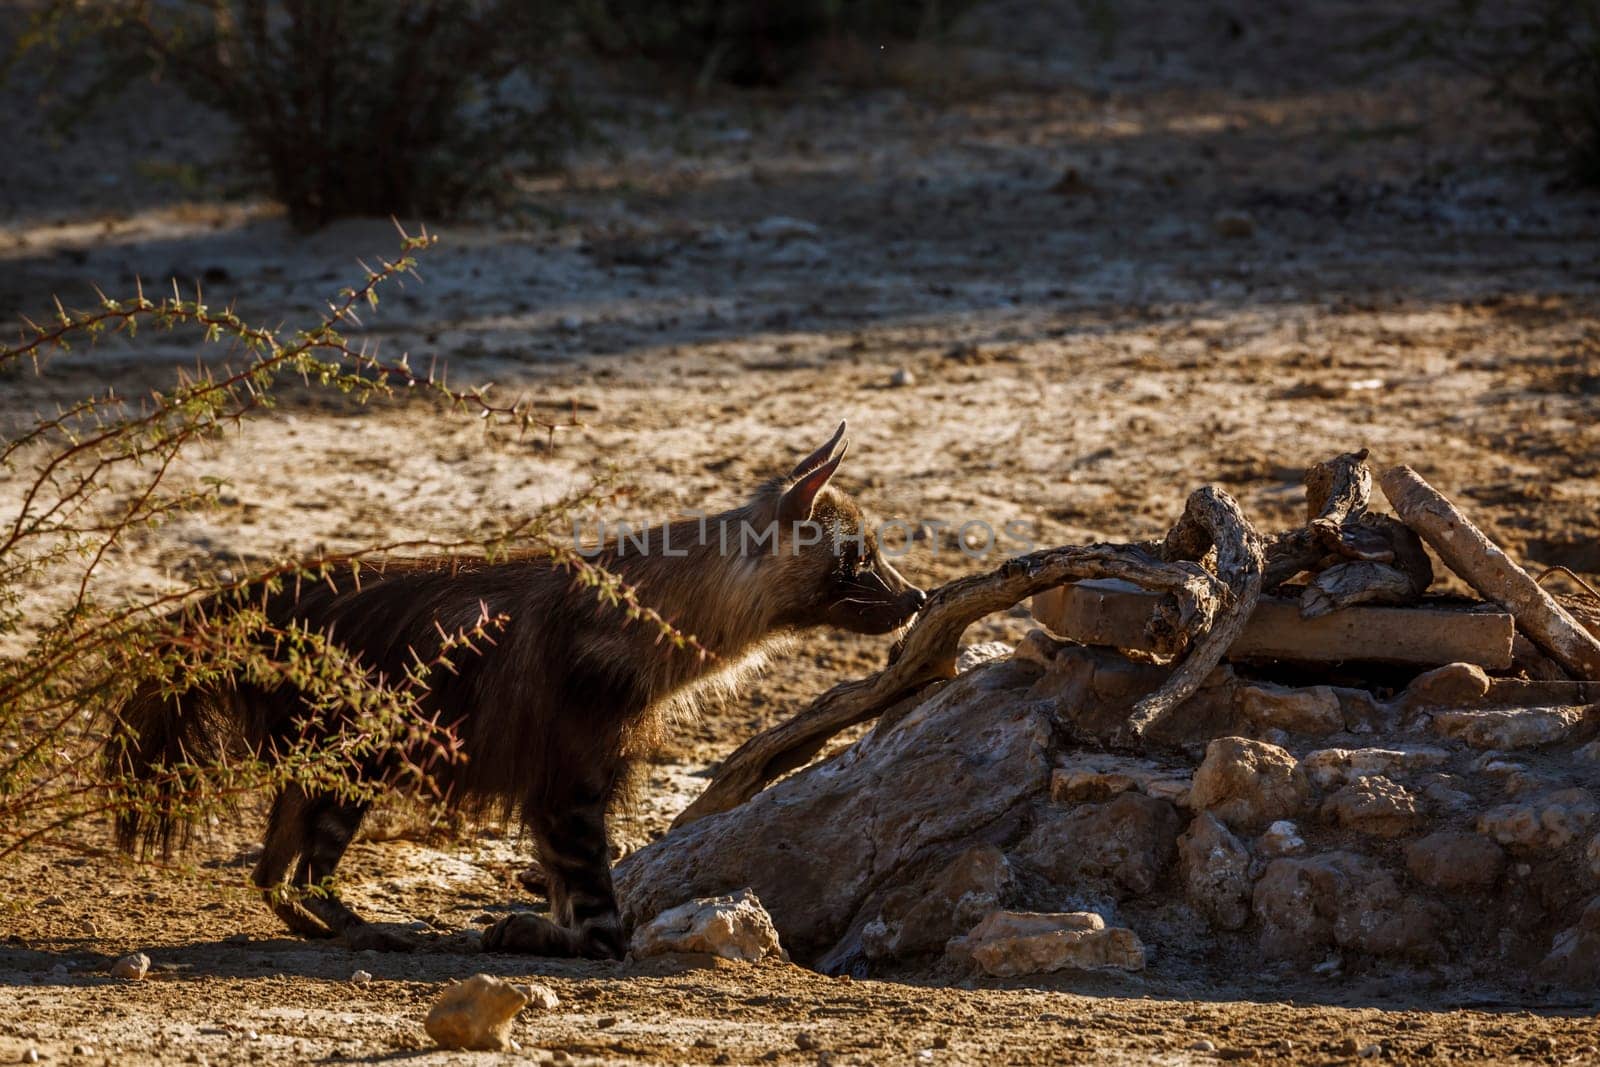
1125 487 1264 739
1261 450 1433 615
1032 584 1515 668
1261 450 1373 588
671 490 1259 829
1379 465 1600 681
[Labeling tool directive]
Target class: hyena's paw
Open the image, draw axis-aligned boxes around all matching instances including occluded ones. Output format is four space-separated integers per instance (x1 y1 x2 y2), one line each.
340 921 419 953
482 913 577 956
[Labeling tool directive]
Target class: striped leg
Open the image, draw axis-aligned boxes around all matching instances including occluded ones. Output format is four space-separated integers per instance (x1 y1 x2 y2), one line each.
253 788 332 938
289 795 416 952
485 783 624 959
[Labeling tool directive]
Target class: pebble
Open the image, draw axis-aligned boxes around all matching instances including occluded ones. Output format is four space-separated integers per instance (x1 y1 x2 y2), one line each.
888 367 915 388
22 1049 39 1064
1189 1038 1216 1052
795 1031 819 1050
350 970 373 985
1358 1043 1382 1058
110 952 150 980
1213 211 1256 239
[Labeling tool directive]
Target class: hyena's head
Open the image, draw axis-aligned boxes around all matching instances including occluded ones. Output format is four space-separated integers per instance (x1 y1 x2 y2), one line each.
751 421 926 636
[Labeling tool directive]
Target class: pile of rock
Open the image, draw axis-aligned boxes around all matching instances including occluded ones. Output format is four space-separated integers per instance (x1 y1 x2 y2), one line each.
617 455 1600 991
619 642 1600 986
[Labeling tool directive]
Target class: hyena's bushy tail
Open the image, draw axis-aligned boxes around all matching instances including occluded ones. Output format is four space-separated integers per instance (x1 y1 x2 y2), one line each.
107 682 239 857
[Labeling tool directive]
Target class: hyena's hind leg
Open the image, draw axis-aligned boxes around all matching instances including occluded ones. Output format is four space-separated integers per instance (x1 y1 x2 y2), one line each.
253 788 333 939
485 781 626 959
287 794 418 952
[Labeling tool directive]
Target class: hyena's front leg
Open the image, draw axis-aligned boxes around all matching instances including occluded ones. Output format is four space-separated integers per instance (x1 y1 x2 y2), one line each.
484 782 625 959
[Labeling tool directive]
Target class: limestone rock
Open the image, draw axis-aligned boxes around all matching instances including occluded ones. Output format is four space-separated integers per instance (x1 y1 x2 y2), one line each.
1302 747 1450 790
425 974 533 1051
1478 790 1598 852
1320 776 1421 837
1253 853 1437 960
110 952 150 981
615 667 1053 964
1016 792 1180 896
1431 706 1585 749
1048 754 1191 806
1190 738 1310 831
1538 897 1600 985
1051 767 1138 802
956 642 1013 673
630 889 784 963
1406 832 1506 892
1237 683 1343 735
1257 820 1307 857
948 911 1145 976
1401 662 1492 708
1178 813 1252 929
859 846 1013 961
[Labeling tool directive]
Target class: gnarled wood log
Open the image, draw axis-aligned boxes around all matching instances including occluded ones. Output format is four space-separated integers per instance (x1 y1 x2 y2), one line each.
1261 450 1432 615
1379 465 1600 681
1125 486 1264 739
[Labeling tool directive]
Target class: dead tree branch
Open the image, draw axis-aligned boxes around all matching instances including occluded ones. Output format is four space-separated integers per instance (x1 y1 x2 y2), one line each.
1124 486 1265 739
672 541 1228 829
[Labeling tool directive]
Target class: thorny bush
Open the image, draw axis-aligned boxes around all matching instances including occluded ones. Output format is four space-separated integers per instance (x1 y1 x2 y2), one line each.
0 226 698 892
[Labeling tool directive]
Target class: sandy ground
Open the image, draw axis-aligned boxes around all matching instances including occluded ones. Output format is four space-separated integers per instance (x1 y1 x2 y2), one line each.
3 0 1600 1062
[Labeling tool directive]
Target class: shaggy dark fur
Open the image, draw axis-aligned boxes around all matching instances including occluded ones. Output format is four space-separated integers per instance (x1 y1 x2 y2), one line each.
107 423 923 957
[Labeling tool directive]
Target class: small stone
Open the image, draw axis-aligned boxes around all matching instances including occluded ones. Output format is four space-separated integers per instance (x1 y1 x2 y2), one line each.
350 970 373 985
22 1049 39 1064
424 973 533 1051
1190 1039 1217 1052
888 367 916 388
1257 820 1306 857
110 952 150 981
1401 662 1491 708
72 1047 93 1058
1190 737 1309 831
1178 812 1252 930
1320 776 1421 837
1358 1043 1382 1059
1051 768 1139 802
516 982 560 1011
795 1031 819 1051
1302 747 1450 790
1213 211 1255 239
596 1016 618 1029
1237 683 1342 735
1406 832 1506 891
955 642 1012 672
1431 706 1584 749
630 888 784 963
1478 789 1598 851
947 910 1145 976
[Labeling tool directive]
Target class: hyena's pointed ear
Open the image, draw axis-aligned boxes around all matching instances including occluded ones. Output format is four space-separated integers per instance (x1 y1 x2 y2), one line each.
778 444 848 523
789 420 848 479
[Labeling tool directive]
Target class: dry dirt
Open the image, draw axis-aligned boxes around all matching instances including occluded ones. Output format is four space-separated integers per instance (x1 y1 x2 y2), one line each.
3 1 1599 1063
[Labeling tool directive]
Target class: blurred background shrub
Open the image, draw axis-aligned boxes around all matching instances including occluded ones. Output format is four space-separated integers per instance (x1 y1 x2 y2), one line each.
17 0 585 227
